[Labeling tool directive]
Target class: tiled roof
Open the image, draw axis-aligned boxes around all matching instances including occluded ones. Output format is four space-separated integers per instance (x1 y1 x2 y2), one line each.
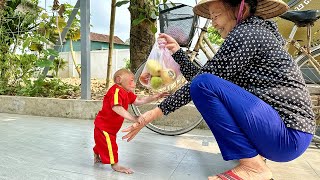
90 32 125 44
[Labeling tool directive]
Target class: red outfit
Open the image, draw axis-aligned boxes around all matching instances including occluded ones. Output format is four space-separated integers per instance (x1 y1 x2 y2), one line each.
93 84 137 164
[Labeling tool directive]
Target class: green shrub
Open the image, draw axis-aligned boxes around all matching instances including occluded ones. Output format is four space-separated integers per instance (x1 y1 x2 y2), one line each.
16 78 80 98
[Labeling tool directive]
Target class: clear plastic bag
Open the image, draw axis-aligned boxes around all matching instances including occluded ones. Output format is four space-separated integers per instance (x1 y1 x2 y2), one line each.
139 41 182 90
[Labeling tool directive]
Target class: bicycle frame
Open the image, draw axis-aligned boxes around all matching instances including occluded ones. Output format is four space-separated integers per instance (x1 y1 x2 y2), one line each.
188 19 217 63
284 22 320 75
281 11 320 144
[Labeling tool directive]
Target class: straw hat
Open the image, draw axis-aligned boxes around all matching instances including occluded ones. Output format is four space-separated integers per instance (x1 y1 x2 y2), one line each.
193 0 289 19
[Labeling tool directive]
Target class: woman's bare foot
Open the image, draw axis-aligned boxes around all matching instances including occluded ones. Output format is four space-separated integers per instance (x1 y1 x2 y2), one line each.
94 153 101 164
208 155 273 180
111 163 134 174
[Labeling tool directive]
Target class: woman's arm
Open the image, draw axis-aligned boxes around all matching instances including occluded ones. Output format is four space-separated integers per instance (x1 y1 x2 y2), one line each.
172 49 200 81
122 107 163 142
133 92 170 106
158 81 193 115
158 33 200 81
122 81 195 141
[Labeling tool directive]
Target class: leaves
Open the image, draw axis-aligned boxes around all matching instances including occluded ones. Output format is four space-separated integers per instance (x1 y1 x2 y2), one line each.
115 0 130 7
36 59 53 68
40 13 49 19
47 49 59 57
16 78 80 98
70 29 81 41
207 27 224 46
124 0 173 33
151 24 157 34
57 16 67 31
0 0 81 98
29 43 43 51
132 14 147 26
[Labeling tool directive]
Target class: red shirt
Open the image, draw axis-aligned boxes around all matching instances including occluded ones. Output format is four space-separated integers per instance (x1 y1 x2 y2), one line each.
94 84 137 134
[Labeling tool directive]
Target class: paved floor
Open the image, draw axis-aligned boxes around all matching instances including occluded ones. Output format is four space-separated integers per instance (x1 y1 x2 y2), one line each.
0 113 319 180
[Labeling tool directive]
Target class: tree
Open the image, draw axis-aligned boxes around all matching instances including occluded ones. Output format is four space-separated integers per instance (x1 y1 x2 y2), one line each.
106 0 117 89
0 0 41 84
54 2 82 77
0 0 80 90
116 0 168 73
128 0 157 73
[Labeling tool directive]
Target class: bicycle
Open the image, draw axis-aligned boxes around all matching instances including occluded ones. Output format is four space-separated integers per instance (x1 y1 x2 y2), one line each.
132 3 209 136
279 10 320 147
131 3 320 144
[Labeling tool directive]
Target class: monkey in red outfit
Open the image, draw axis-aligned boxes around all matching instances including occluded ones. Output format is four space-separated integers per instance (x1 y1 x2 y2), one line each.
93 68 168 174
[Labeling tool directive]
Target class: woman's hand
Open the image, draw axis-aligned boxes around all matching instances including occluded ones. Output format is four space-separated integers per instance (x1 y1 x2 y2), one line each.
158 33 180 54
122 107 163 142
153 92 170 101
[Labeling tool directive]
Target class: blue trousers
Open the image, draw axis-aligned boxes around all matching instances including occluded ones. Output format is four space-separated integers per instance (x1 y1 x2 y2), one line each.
190 74 312 162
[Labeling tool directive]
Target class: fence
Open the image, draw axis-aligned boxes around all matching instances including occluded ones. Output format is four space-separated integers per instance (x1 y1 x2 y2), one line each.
58 49 130 79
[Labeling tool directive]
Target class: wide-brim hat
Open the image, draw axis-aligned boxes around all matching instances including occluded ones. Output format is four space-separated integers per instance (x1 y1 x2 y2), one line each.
193 0 289 19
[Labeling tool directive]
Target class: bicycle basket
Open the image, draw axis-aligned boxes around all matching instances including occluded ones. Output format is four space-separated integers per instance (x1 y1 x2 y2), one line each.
159 3 198 47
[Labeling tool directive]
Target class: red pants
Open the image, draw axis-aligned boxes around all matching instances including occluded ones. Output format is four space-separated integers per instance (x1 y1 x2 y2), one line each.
93 127 118 164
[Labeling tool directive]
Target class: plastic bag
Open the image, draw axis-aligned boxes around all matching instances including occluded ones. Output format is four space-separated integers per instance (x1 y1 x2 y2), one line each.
139 41 182 90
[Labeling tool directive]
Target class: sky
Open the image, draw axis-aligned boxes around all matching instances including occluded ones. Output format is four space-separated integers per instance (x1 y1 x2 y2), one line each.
38 0 200 42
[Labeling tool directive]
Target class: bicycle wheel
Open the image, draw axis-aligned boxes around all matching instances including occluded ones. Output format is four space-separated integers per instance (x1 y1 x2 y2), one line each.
312 106 320 148
295 45 320 146
295 46 320 84
131 61 203 136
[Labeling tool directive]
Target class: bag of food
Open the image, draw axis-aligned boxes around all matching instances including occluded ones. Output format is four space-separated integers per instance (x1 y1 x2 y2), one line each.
139 40 182 90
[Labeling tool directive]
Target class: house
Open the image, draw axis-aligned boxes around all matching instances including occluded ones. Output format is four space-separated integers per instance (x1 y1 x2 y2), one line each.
60 32 129 52
58 32 130 79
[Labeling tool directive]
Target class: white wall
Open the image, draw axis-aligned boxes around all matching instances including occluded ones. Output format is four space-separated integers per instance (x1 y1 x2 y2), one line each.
58 49 129 79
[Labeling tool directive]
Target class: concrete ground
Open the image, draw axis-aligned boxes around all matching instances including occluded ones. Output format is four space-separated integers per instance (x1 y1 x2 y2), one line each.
0 113 319 180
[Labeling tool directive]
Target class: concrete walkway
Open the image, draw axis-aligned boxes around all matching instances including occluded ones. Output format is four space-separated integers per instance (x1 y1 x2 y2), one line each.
0 113 319 180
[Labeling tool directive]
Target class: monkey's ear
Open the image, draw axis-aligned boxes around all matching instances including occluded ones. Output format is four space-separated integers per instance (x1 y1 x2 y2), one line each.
115 76 122 84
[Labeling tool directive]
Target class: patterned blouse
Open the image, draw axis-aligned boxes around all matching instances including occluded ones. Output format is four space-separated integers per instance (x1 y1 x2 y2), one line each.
158 16 315 134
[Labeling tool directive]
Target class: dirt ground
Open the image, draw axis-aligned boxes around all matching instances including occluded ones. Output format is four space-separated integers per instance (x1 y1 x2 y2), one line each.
61 78 108 100
61 76 155 100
